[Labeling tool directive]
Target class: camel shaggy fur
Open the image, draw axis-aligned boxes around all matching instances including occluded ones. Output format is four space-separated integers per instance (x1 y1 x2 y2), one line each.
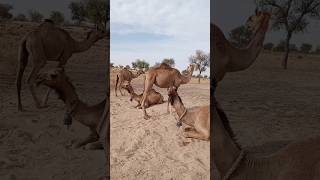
115 68 144 96
36 68 106 150
122 82 164 108
141 63 194 119
168 87 209 140
16 20 106 111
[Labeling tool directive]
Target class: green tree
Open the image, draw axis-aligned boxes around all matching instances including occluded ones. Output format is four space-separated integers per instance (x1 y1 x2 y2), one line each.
264 42 274 51
229 25 252 48
69 1 86 25
0 3 13 21
85 0 108 29
161 58 175 67
300 43 313 53
28 10 43 22
189 50 209 84
258 0 320 69
50 11 65 25
132 59 149 71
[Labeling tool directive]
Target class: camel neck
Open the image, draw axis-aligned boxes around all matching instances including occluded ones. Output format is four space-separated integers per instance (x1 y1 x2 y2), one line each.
213 107 242 178
57 82 80 112
171 97 192 125
224 18 269 72
73 38 95 53
181 70 193 84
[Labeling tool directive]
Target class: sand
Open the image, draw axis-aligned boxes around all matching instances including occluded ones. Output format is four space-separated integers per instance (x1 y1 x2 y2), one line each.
0 21 108 180
214 52 320 179
110 70 210 180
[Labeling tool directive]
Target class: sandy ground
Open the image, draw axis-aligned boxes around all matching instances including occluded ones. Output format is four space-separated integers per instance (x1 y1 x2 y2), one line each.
0 21 108 180
214 52 320 179
110 69 210 180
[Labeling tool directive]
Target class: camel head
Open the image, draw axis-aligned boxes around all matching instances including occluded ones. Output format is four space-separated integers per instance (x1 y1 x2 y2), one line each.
187 64 195 74
246 9 271 33
167 86 183 106
36 68 67 89
86 29 107 43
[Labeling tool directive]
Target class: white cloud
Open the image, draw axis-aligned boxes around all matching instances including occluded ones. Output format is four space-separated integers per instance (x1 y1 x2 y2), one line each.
111 0 209 40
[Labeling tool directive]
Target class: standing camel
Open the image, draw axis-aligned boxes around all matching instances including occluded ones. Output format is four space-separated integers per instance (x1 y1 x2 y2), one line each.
140 63 194 119
115 68 144 96
213 97 320 180
168 87 209 140
36 68 106 150
16 20 106 111
212 10 271 82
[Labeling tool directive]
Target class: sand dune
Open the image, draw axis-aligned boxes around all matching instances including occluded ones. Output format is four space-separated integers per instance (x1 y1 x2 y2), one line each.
110 70 210 180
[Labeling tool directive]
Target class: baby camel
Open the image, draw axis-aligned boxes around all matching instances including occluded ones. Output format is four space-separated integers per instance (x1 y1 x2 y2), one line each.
36 68 106 150
168 87 210 140
122 82 164 108
115 68 144 96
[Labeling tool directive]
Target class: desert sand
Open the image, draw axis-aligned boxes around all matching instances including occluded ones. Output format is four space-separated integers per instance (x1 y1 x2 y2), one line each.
214 52 320 179
110 69 210 180
0 21 108 180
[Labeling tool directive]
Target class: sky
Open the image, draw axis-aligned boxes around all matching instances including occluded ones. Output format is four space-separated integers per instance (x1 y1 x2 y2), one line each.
212 0 320 47
110 0 210 74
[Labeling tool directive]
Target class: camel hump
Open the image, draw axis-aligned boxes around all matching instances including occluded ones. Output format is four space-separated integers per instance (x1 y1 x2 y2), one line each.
158 63 171 69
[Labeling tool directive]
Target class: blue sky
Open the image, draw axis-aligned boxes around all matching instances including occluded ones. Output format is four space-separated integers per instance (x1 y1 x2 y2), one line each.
111 0 210 74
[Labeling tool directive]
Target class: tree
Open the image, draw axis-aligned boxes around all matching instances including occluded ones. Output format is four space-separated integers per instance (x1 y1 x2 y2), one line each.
50 11 65 25
14 14 27 21
125 65 130 69
264 42 274 50
229 25 253 48
132 59 149 71
28 10 43 22
0 3 13 21
69 1 86 25
189 50 209 84
274 41 286 52
161 58 175 67
300 43 313 53
257 0 320 69
85 0 108 29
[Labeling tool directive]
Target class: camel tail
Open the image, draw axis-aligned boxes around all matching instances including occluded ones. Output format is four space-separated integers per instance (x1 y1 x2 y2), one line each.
115 74 119 96
16 39 29 111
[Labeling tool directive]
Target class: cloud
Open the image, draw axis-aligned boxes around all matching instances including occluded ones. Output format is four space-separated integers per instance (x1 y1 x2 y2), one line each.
111 0 209 40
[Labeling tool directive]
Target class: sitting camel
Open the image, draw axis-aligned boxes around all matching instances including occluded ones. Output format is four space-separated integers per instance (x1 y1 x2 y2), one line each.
213 96 320 180
212 10 271 83
140 63 194 119
168 87 209 141
115 68 144 96
122 82 164 108
16 19 107 111
36 68 106 150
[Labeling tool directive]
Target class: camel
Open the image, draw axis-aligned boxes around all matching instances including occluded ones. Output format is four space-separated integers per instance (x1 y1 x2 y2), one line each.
213 96 320 180
140 63 194 119
122 82 164 108
16 20 107 111
36 68 106 150
212 10 271 83
115 68 144 96
168 87 209 140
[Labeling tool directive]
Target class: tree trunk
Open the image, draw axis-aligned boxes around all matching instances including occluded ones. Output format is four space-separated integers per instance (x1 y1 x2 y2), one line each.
281 32 292 69
198 72 201 84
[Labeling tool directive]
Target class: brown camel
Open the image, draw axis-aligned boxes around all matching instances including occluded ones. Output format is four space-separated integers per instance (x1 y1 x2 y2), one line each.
36 68 106 150
122 82 164 108
16 20 107 111
212 10 271 82
115 68 144 96
168 87 209 140
141 63 194 119
213 97 320 180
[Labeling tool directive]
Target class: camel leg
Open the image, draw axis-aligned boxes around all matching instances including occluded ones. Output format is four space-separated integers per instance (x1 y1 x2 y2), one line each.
183 129 209 141
73 131 99 148
119 81 124 96
27 62 46 109
84 140 103 150
41 88 51 107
